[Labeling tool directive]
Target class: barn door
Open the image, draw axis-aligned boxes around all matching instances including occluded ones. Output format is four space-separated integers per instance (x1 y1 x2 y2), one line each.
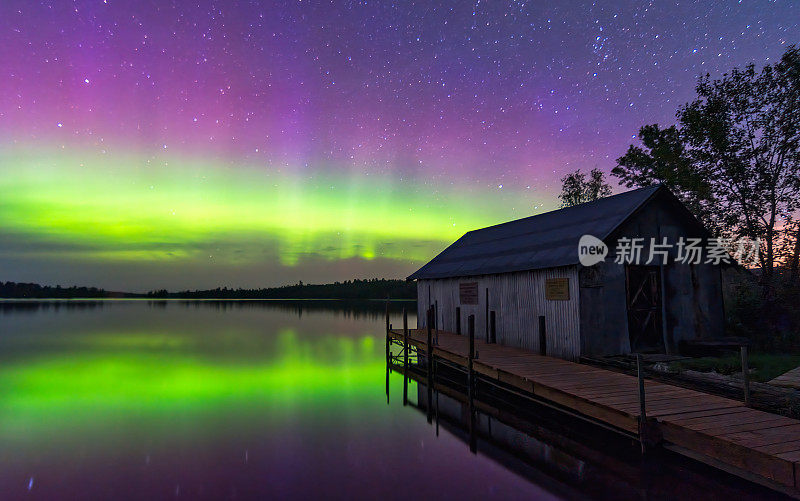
625 265 664 353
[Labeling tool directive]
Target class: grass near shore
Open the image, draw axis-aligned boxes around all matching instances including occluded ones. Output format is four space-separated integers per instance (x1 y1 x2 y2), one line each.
669 353 800 382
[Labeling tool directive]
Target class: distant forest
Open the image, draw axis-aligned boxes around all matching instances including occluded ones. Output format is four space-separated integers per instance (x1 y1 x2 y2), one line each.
0 282 119 298
147 278 416 300
0 278 416 300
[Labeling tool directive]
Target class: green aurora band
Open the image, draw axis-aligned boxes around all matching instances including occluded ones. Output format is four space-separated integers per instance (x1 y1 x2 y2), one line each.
0 145 541 271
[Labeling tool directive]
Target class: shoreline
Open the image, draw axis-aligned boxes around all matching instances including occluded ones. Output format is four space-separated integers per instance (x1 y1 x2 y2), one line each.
0 297 417 302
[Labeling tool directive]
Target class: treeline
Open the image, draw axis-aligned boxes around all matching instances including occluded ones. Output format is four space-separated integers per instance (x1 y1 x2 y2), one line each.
0 278 417 300
0 281 122 298
147 278 416 300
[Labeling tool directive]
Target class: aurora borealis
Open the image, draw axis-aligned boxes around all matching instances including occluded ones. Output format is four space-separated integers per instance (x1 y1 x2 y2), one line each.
0 146 521 286
1 1 797 290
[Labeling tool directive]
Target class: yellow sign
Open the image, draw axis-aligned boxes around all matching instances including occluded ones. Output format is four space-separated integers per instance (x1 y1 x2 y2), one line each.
545 278 570 300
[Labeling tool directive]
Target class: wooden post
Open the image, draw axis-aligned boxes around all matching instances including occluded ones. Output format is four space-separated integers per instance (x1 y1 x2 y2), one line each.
434 300 439 346
385 298 390 337
435 389 440 436
485 288 489 343
489 310 496 344
385 295 391 405
402 308 409 406
385 318 390 404
455 307 461 336
426 307 433 423
434 321 439 437
385 321 390 362
427 283 431 320
468 314 476 453
637 353 647 454
741 345 750 406
538 316 546 356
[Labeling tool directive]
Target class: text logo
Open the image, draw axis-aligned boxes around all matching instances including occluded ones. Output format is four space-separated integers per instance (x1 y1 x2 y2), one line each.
578 235 608 266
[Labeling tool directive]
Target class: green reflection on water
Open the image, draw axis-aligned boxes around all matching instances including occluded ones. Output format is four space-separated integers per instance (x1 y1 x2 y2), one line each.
0 328 403 446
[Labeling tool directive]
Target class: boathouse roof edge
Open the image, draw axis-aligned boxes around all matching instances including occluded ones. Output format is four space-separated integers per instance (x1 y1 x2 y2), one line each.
407 184 702 280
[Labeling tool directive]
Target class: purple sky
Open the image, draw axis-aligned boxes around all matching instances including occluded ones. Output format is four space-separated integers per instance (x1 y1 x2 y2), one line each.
0 1 797 290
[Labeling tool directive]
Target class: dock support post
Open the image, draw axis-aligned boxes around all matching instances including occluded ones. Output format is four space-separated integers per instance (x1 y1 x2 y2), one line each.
455 307 461 336
385 326 390 404
468 314 477 453
385 297 389 336
426 307 434 423
402 308 408 406
489 311 496 344
637 353 647 454
741 345 750 406
435 384 440 436
385 321 390 362
434 319 439 437
385 299 390 404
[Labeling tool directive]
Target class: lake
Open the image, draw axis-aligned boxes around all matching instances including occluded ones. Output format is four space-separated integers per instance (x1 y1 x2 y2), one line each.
0 300 781 500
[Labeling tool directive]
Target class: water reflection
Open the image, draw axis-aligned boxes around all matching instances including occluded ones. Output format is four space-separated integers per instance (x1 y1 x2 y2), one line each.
0 300 411 443
0 299 107 314
391 355 787 500
0 299 557 500
0 298 412 320
5 299 778 500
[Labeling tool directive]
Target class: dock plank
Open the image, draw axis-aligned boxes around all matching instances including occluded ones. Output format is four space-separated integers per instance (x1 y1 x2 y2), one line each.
388 328 800 493
756 441 800 455
769 366 800 390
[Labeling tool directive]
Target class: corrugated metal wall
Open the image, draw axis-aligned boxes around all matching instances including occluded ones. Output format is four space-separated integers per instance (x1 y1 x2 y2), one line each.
416 266 581 360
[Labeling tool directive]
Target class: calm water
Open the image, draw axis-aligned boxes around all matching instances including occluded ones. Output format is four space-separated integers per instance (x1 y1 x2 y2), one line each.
0 300 781 500
0 300 556 500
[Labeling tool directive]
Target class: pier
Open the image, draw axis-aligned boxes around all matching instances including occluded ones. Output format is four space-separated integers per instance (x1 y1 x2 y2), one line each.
386 316 800 497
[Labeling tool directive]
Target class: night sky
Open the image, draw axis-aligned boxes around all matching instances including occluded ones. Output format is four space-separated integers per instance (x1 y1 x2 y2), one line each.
0 1 797 291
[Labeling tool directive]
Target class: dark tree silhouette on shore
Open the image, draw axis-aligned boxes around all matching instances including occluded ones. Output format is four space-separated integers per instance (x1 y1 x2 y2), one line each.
152 278 415 300
0 282 110 298
558 168 612 208
1 278 416 300
613 45 800 286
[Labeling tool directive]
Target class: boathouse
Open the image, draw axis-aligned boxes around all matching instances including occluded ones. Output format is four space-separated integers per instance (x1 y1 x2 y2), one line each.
409 185 725 361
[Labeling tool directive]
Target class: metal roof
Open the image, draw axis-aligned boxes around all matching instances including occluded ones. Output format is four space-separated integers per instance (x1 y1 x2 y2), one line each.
408 185 664 280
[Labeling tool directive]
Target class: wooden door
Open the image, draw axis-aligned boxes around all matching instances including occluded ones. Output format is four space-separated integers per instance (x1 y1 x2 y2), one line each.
625 265 665 353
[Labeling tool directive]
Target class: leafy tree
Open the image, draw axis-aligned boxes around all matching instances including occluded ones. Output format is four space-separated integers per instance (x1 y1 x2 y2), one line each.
558 168 612 207
613 124 720 232
788 221 800 281
613 45 800 286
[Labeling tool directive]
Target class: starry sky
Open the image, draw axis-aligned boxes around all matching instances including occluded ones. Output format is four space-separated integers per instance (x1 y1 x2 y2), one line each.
0 1 797 291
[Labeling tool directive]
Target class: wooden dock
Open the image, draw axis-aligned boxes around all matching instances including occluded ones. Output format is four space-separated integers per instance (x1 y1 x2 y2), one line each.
388 327 800 496
771 366 800 390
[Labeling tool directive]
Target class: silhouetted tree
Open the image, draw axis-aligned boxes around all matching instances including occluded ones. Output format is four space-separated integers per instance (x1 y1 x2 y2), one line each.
558 168 612 207
614 124 719 232
614 45 800 288
0 281 112 298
